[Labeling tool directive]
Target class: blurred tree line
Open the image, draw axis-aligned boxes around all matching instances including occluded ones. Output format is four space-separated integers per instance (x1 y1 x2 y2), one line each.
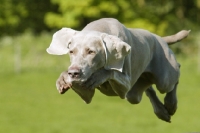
45 0 200 36
0 0 58 35
1 0 200 55
1 0 199 36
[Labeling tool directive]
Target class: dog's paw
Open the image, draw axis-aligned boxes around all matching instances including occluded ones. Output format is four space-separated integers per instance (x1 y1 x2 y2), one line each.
56 71 72 94
59 83 72 94
164 88 178 116
164 97 177 116
154 102 171 123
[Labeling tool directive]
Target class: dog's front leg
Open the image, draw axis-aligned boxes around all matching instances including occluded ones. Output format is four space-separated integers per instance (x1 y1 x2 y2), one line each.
83 68 131 99
82 68 112 89
56 71 95 103
108 71 131 99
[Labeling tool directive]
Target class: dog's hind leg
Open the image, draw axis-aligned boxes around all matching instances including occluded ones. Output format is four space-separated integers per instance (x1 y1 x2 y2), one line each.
126 77 152 104
164 82 178 116
163 63 180 115
145 87 171 122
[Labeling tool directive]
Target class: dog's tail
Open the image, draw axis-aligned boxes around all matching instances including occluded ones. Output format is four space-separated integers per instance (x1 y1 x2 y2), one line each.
162 30 191 45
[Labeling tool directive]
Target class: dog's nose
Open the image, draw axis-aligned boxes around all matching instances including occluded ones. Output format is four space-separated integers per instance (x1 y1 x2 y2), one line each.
68 67 81 78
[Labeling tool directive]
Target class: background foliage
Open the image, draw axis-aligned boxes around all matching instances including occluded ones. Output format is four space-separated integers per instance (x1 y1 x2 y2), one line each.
0 0 200 35
45 0 200 35
1 0 200 54
0 0 200 133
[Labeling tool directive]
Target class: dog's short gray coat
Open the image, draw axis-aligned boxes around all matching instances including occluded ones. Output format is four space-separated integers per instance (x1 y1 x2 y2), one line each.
47 18 190 122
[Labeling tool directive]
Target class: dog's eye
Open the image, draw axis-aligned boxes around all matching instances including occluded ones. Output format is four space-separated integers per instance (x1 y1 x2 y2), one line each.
88 50 95 54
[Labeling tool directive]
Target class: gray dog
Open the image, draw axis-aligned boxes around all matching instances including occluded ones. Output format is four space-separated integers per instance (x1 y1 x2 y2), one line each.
47 18 190 122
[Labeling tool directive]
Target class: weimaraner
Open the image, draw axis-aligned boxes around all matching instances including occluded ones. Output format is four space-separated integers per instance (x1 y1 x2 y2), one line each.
47 18 190 122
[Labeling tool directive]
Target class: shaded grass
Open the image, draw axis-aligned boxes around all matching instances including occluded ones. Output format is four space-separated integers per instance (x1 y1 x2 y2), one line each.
1 57 200 133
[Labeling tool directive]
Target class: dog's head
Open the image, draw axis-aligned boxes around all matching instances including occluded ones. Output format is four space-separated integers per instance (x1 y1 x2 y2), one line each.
47 28 131 84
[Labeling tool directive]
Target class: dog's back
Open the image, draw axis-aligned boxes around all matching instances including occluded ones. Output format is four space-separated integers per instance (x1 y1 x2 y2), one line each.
83 18 128 41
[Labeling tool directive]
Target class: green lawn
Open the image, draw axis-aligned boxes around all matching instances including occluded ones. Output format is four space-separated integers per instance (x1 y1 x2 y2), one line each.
0 33 200 133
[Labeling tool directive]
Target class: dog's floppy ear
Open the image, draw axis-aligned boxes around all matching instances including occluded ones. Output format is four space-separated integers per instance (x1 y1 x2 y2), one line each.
101 34 131 72
46 28 77 55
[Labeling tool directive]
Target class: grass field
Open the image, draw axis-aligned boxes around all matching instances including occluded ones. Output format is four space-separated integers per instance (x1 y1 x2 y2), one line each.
0 33 200 133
